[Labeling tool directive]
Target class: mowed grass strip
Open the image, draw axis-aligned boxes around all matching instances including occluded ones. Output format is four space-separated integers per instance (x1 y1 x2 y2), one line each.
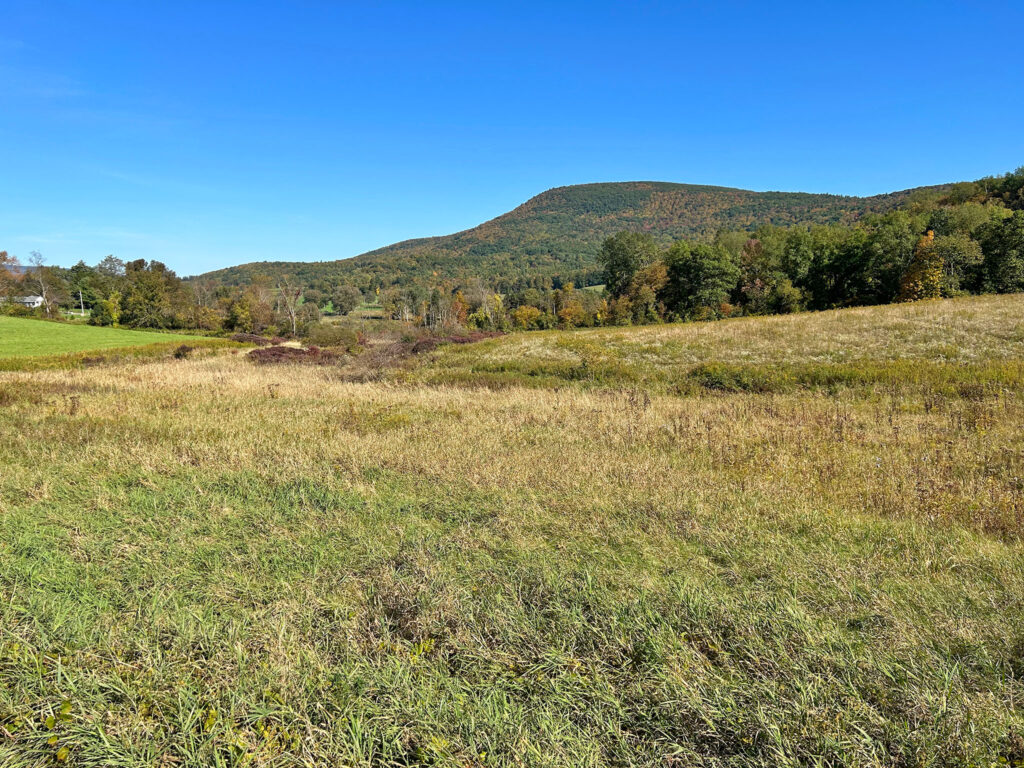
0 296 1023 766
0 316 228 370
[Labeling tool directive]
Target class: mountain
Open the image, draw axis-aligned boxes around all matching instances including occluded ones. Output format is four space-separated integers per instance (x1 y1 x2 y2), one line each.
195 181 943 290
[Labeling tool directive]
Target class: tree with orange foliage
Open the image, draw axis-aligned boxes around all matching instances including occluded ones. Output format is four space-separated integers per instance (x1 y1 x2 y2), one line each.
557 298 585 327
452 290 470 326
898 230 943 301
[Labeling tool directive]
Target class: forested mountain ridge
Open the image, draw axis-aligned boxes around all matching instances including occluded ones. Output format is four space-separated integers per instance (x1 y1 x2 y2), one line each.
196 181 944 291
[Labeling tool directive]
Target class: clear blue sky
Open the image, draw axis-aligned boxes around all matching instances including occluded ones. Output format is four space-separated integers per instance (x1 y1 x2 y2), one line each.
2 1 1022 275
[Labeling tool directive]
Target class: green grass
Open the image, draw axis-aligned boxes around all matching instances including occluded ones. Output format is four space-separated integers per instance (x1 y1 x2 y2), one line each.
1 295 1023 766
0 316 221 370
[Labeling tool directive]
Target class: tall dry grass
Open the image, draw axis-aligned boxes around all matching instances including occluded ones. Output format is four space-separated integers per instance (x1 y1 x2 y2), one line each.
0 295 1023 765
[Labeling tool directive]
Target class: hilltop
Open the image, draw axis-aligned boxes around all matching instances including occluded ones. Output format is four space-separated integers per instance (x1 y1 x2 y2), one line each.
196 181 940 290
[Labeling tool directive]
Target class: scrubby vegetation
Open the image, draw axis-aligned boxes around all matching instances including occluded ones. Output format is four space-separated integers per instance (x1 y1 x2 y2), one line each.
1 294 1023 766
247 344 344 365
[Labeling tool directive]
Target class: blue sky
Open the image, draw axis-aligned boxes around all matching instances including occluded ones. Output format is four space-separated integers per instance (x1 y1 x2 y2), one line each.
2 1 1022 275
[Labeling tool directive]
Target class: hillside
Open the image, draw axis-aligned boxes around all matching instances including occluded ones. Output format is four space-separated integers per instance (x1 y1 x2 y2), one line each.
197 181 940 290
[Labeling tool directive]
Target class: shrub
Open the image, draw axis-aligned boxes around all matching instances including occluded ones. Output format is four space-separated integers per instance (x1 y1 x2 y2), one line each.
230 333 274 346
411 338 438 354
687 362 790 393
247 345 342 365
304 324 361 351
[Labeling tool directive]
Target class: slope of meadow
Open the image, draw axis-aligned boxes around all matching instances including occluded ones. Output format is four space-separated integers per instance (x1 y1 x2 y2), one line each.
0 296 1023 766
417 293 1024 391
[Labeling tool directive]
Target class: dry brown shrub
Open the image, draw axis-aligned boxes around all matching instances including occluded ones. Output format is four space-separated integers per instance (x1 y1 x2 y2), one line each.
247 345 342 365
230 333 274 346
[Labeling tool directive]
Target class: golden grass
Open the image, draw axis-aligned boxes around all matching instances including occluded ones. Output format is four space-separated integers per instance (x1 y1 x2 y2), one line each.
1 296 1023 765
494 293 1024 364
7 347 1021 539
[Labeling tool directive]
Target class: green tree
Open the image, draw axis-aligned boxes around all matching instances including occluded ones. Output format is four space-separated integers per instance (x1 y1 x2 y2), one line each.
932 232 983 295
661 241 739 319
0 251 20 301
598 231 658 298
979 211 1024 293
89 292 122 326
803 225 854 309
65 260 98 314
120 260 191 328
864 211 923 304
781 228 815 286
226 293 255 332
332 284 363 315
627 262 668 323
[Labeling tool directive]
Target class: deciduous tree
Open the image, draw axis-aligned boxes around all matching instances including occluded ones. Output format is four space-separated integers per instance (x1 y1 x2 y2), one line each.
599 231 658 298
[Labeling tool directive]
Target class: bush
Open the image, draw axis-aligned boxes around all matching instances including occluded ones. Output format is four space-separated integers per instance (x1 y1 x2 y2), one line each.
230 333 274 346
411 338 438 354
247 345 342 365
304 324 361 351
687 362 790 393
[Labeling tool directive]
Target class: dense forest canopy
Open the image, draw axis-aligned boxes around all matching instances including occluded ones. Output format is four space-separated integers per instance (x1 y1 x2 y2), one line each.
195 181 946 293
2 167 1022 335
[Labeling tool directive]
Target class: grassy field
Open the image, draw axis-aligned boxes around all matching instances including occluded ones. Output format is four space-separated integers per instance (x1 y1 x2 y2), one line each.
1 295 1023 766
415 293 1024 392
0 317 223 370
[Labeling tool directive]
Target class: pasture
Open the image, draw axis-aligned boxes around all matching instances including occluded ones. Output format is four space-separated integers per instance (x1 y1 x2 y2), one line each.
1 296 1023 766
0 317 220 370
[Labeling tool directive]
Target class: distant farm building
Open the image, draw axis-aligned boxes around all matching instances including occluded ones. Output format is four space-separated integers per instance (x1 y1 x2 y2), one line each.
10 295 45 308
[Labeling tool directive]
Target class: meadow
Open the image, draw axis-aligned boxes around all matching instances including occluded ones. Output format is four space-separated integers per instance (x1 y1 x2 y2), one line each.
1 295 1023 766
415 293 1024 392
0 316 218 371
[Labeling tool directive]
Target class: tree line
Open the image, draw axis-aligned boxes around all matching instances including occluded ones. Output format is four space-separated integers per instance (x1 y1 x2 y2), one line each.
0 253 370 336
3 167 1022 335
467 168 1024 330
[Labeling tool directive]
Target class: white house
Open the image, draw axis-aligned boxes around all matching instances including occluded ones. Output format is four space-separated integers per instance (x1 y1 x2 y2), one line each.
12 295 45 309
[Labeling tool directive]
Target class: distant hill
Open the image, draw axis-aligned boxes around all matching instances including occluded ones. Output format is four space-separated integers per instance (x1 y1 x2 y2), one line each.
196 181 943 290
